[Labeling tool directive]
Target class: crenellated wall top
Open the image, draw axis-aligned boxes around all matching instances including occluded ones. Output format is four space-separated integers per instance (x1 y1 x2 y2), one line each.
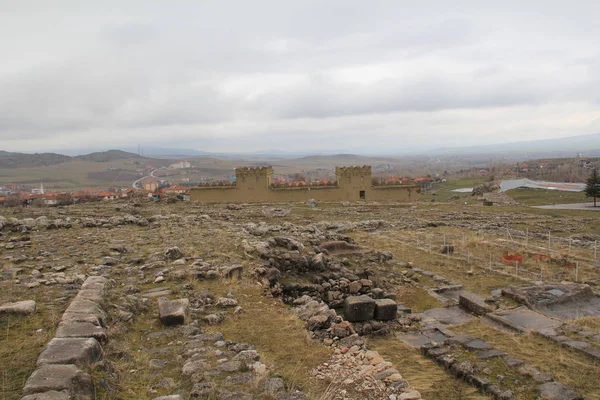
235 166 274 178
335 165 372 176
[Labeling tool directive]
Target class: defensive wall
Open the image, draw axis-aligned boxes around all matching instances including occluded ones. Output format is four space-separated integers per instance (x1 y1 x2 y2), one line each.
190 165 420 203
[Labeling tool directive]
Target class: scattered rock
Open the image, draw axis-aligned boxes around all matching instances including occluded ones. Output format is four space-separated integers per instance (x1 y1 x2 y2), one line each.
0 299 36 315
164 247 182 260
158 298 189 326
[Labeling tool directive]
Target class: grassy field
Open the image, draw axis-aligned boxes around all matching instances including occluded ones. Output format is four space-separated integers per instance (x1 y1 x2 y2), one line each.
421 177 488 204
505 188 590 206
0 159 147 190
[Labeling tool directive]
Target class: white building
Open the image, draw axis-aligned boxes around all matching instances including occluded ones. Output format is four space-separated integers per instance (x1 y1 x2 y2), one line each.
169 161 191 169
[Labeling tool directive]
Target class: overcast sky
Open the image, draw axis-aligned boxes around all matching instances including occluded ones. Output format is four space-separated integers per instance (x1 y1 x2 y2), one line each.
1 0 599 154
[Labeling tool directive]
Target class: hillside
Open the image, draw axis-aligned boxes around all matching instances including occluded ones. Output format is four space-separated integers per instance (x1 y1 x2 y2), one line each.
0 150 175 190
74 149 144 162
0 152 72 169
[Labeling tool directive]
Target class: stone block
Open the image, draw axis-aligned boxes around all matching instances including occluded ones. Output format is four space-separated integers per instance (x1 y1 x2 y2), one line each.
374 299 398 321
158 298 189 326
80 276 109 288
22 364 93 399
343 295 376 322
37 338 102 368
458 292 493 316
62 299 108 327
20 390 71 400
538 382 583 400
0 300 36 315
55 322 108 344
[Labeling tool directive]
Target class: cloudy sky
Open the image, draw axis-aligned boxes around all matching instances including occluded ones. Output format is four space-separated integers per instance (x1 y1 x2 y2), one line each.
1 1 599 154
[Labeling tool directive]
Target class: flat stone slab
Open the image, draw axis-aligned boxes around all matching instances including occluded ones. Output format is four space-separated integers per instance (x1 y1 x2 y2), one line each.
493 306 562 332
477 349 507 359
55 322 108 344
397 328 451 348
431 286 465 302
464 339 492 350
0 300 36 315
538 382 583 400
397 333 435 348
502 284 600 320
23 364 93 399
144 289 172 298
21 390 71 400
158 298 189 326
343 295 376 322
37 338 102 368
422 306 474 326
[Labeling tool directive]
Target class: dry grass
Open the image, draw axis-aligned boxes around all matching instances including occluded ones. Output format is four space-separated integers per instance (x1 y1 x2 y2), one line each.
352 231 526 297
454 320 600 400
368 336 490 400
94 281 188 400
396 285 443 312
0 285 65 400
199 279 332 399
573 316 600 332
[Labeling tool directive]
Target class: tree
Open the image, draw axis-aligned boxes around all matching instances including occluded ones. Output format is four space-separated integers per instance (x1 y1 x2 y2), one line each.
585 168 600 207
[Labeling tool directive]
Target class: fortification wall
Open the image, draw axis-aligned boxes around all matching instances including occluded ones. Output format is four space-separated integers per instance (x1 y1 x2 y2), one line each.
190 184 418 203
189 165 420 203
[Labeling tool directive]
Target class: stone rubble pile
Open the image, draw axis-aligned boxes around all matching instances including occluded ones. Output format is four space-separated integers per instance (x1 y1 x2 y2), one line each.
312 346 421 400
289 296 420 399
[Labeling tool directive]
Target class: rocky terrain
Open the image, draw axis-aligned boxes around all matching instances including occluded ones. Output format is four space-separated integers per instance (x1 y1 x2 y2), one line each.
1 199 599 400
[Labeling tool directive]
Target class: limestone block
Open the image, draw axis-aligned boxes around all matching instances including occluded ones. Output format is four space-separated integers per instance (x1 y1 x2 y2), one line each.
374 299 398 321
20 390 71 400
343 295 376 322
458 292 494 316
37 338 102 368
158 298 189 326
55 321 108 344
538 382 583 400
22 364 93 399
0 300 36 315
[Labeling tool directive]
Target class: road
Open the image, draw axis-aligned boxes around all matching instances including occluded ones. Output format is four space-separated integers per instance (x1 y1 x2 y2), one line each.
533 202 600 211
132 169 158 189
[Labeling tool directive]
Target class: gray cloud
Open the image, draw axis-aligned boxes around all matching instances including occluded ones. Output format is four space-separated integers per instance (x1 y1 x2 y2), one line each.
0 0 599 153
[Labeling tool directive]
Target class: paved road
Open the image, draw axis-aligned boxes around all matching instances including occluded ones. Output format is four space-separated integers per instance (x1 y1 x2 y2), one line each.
533 202 600 211
132 169 157 189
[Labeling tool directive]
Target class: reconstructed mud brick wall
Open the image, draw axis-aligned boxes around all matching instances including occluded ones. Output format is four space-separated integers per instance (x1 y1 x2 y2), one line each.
190 165 420 203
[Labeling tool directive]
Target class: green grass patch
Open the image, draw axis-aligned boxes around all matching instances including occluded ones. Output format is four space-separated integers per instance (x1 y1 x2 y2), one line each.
506 188 589 206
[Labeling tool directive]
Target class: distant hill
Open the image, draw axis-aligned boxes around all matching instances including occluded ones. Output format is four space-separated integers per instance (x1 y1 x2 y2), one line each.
0 149 146 169
0 152 72 169
74 150 143 162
